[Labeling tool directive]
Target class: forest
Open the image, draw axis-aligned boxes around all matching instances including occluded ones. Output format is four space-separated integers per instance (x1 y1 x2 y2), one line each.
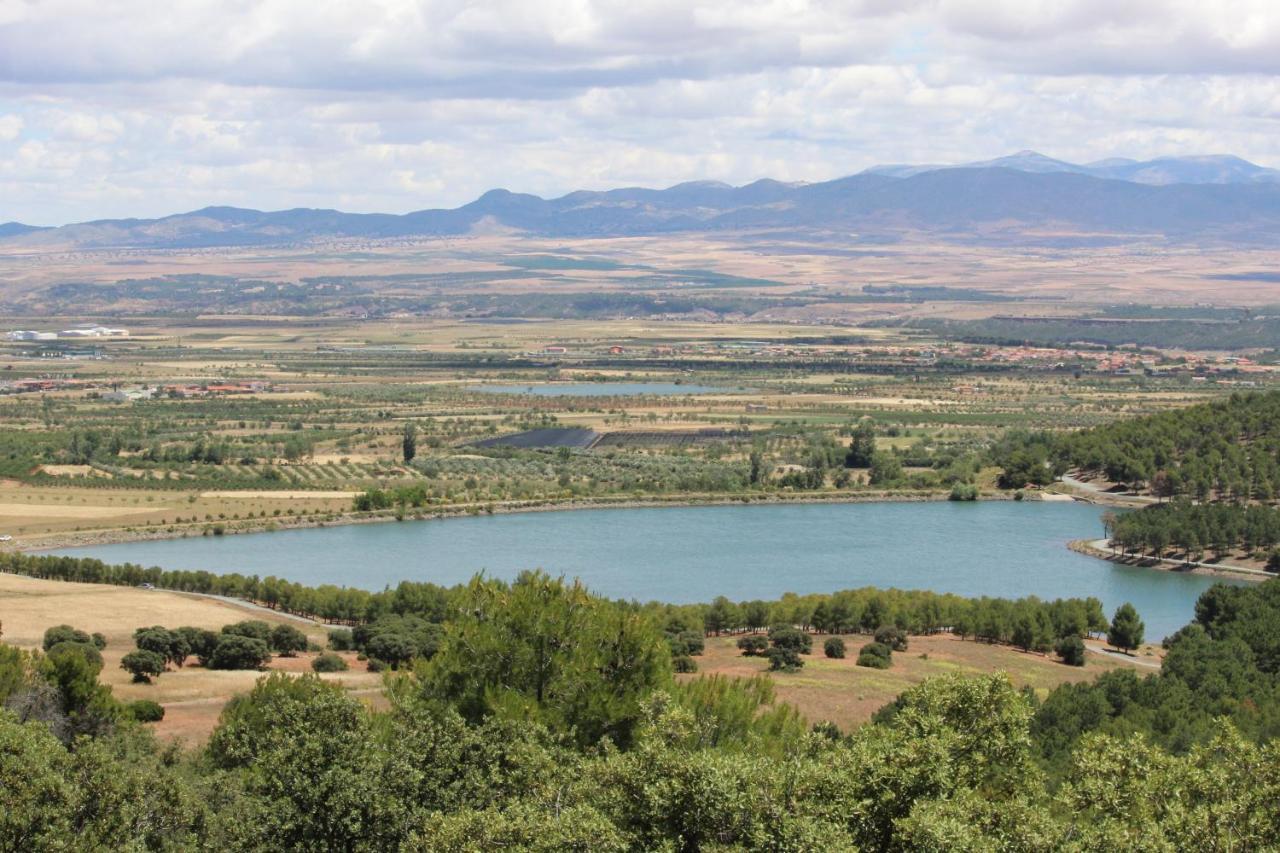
3 568 1280 849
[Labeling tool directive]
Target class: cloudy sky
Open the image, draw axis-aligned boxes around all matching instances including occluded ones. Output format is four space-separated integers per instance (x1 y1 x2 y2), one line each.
2 0 1280 224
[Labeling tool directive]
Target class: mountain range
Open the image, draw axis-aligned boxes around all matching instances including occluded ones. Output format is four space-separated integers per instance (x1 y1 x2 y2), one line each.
4 152 1280 250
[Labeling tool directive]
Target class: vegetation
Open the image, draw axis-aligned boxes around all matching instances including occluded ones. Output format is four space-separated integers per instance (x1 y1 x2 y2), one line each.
7 560 1280 846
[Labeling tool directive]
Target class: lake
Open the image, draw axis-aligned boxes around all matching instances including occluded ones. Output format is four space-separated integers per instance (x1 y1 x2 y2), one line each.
50 501 1235 639
468 382 734 396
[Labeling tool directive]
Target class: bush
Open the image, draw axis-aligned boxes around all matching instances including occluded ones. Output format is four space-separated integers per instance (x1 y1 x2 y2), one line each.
176 626 220 665
42 624 91 652
1056 635 1087 667
874 625 909 652
207 635 272 671
736 635 768 657
768 626 812 655
948 482 979 501
672 655 698 673
90 632 107 650
222 620 272 642
824 637 846 659
365 657 388 673
126 699 165 722
857 642 892 669
121 649 167 683
327 628 355 651
269 624 309 657
767 646 803 672
311 652 349 673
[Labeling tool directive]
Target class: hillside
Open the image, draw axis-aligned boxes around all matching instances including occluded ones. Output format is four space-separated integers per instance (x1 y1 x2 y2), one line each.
6 159 1280 251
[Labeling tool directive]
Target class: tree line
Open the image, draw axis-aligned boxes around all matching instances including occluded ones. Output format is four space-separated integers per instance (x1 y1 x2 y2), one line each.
2 571 1276 848
1109 501 1280 562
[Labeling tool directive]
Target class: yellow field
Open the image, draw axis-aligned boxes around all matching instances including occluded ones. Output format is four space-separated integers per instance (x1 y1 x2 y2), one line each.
0 572 381 743
690 633 1138 731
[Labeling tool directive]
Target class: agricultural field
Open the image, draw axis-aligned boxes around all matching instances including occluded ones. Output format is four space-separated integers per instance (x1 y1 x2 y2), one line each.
0 312 1272 546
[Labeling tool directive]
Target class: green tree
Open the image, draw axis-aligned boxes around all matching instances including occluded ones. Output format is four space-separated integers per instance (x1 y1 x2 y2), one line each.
402 421 417 463
420 571 672 748
121 650 167 683
268 623 308 657
1107 603 1145 654
1055 635 1086 666
824 637 846 659
42 624 91 651
207 635 272 670
845 421 877 468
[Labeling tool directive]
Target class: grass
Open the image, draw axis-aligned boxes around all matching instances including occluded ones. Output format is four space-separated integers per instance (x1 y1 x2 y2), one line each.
0 572 381 744
688 634 1132 731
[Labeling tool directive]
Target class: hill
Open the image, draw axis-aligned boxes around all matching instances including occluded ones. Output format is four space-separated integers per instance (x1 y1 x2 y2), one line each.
6 158 1280 251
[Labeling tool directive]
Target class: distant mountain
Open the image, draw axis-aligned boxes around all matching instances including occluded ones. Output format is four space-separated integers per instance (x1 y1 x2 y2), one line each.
5 160 1280 251
0 221 48 238
864 150 1280 185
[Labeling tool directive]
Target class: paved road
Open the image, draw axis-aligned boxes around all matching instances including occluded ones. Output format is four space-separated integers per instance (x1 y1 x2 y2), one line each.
1085 643 1161 669
1086 538 1271 579
1057 474 1157 505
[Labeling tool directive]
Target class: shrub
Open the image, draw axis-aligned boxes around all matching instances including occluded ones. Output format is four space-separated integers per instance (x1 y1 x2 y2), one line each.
176 626 220 665
42 625 91 652
222 620 272 642
126 699 165 722
672 655 698 673
121 650 167 683
366 657 388 673
767 646 804 672
824 637 846 659
874 625 909 652
1056 635 1087 667
736 635 768 657
207 635 272 671
90 633 107 650
857 642 892 669
948 482 979 501
327 628 355 651
311 652 349 673
768 626 812 655
269 624 309 657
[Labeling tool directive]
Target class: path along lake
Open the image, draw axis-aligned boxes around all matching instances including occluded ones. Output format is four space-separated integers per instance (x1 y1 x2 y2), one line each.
51 501 1235 639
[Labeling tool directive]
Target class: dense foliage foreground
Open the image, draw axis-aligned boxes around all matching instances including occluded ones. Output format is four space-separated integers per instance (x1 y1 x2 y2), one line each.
4 570 1280 849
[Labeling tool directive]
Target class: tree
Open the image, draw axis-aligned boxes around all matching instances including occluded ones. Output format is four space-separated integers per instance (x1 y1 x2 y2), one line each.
42 624 90 652
402 422 417 463
207 635 272 670
846 421 877 468
1107 603 1145 654
419 571 672 748
1055 635 1086 666
736 635 768 657
269 623 308 657
121 650 166 683
824 637 846 659
868 452 903 486
767 646 803 672
175 626 220 665
365 631 417 669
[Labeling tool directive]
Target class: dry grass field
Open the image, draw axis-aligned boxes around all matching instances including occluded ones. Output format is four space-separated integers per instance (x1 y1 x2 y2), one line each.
0 572 381 743
688 633 1144 731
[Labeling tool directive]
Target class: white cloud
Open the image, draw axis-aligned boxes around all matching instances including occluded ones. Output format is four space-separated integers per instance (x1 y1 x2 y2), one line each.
0 0 1279 223
0 113 21 140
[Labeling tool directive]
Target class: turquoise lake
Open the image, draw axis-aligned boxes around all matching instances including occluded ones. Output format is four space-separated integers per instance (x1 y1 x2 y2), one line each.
50 501 1236 639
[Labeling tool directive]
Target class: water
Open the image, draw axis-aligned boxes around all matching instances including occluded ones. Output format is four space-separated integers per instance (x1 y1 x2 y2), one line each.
468 382 733 396
49 501 1238 639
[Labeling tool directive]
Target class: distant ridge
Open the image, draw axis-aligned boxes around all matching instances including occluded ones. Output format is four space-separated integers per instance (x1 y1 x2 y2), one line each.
4 153 1280 251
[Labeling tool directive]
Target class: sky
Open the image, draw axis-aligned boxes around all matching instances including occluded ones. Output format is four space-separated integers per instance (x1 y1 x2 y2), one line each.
3 0 1280 225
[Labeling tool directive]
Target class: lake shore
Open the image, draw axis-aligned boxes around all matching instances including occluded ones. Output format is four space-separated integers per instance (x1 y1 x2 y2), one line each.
1068 538 1270 583
14 488 1025 553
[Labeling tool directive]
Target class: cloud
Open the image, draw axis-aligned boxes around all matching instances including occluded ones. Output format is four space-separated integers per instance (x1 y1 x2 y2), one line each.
0 1 1278 224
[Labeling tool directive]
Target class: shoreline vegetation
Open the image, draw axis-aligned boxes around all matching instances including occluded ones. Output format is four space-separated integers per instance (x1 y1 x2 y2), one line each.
16 487 1031 553
1068 537 1271 582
